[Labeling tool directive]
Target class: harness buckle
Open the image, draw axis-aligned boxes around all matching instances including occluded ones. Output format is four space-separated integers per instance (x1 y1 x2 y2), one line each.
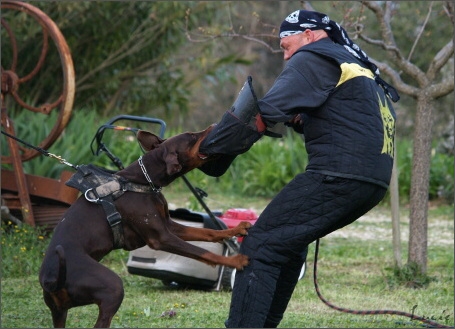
84 188 99 203
107 212 122 227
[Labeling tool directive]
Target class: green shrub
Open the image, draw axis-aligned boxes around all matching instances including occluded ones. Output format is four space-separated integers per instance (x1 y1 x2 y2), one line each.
383 262 436 289
429 149 454 202
395 139 414 202
177 131 307 198
1 222 50 278
394 139 454 203
232 132 307 197
1 109 104 178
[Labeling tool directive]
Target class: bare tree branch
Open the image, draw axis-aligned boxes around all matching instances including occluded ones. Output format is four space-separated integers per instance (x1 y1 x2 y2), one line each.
185 7 281 53
186 30 282 53
76 21 163 88
429 78 455 99
427 40 454 80
358 1 403 63
358 33 402 57
444 1 454 25
408 2 434 62
361 1 398 48
383 1 393 26
373 60 420 97
360 1 430 87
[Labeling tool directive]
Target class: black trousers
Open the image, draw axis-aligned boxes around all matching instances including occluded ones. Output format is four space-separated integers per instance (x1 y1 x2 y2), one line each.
225 172 387 328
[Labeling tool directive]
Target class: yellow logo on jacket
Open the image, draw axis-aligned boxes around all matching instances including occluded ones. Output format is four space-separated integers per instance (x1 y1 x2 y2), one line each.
378 93 395 157
336 62 375 87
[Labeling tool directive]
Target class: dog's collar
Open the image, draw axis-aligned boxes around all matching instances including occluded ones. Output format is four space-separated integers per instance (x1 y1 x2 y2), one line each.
138 156 162 193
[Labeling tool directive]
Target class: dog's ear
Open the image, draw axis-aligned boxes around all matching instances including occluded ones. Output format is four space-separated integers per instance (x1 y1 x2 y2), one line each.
137 130 165 151
165 151 182 175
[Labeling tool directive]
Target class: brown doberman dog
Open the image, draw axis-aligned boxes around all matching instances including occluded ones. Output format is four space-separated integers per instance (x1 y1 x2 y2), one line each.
39 125 251 328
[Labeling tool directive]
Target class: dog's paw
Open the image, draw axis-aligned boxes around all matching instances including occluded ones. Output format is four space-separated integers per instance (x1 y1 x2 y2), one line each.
235 221 253 236
234 253 249 270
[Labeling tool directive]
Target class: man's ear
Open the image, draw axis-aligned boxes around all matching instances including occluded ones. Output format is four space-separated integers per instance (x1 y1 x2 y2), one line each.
165 151 182 175
137 130 165 151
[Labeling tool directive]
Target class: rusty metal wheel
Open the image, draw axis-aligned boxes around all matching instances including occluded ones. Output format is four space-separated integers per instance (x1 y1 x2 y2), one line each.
1 0 75 162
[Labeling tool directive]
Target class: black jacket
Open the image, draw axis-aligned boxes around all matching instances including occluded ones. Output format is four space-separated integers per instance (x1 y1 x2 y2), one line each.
258 38 396 188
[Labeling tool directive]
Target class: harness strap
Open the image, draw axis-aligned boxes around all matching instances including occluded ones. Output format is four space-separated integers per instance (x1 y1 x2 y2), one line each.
95 180 123 198
99 197 125 249
85 179 158 201
123 182 158 194
66 164 158 250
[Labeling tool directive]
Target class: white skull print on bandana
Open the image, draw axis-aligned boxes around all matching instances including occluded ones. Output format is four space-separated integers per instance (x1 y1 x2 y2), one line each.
321 15 330 24
299 23 317 29
285 10 300 23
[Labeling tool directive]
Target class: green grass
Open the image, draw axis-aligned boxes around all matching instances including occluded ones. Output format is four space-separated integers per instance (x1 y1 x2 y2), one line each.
1 190 453 328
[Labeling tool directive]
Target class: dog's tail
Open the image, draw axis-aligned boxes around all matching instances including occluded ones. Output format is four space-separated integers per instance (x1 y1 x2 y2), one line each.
54 245 67 291
43 245 67 292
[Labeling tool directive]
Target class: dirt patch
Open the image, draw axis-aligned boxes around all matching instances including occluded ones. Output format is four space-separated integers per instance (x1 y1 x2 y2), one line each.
327 211 454 246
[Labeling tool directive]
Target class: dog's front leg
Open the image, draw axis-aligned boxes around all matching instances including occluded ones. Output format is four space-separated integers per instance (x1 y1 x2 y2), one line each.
148 234 249 270
168 220 252 242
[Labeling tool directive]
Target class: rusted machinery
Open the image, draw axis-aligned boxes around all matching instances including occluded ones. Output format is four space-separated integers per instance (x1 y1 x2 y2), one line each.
1 1 78 230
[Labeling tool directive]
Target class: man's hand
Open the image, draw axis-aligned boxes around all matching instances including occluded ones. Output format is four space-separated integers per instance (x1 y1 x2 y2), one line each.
255 114 266 133
285 114 304 133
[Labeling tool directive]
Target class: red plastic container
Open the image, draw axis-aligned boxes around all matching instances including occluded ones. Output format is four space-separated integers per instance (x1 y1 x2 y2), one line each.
220 208 258 242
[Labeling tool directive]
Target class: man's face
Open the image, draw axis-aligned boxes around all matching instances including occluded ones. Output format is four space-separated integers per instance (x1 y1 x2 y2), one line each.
280 33 307 61
280 29 327 61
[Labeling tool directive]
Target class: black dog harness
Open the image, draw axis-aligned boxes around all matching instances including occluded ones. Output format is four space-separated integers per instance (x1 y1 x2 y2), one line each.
65 164 157 249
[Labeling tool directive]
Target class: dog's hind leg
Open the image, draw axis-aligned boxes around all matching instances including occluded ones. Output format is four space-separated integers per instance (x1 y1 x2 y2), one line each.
90 267 124 328
51 309 68 328
43 291 68 328
55 257 124 328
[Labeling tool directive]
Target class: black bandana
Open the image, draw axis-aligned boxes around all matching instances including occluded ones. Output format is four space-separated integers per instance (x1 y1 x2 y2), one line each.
280 10 400 102
279 10 331 38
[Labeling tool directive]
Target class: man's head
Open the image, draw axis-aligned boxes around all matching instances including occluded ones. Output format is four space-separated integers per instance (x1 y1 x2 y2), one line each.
279 10 330 60
278 9 400 102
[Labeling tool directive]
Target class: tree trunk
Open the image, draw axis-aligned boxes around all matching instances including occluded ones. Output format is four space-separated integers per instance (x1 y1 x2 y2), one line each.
408 93 434 273
390 151 402 268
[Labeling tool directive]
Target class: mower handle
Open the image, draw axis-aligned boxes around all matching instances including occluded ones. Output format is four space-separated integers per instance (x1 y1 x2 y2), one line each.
105 115 167 138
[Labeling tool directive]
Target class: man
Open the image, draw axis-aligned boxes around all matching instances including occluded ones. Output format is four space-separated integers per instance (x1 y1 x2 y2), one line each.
203 9 398 328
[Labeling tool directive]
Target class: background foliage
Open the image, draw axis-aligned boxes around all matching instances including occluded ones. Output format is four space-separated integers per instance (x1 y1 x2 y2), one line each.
3 109 453 204
1 1 453 135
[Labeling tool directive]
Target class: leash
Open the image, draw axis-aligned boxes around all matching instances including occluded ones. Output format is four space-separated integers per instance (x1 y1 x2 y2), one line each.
2 129 127 248
180 175 240 254
313 238 452 328
1 130 77 170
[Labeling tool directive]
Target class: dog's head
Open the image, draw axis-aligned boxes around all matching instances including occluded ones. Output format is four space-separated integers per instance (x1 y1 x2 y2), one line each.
136 125 216 184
